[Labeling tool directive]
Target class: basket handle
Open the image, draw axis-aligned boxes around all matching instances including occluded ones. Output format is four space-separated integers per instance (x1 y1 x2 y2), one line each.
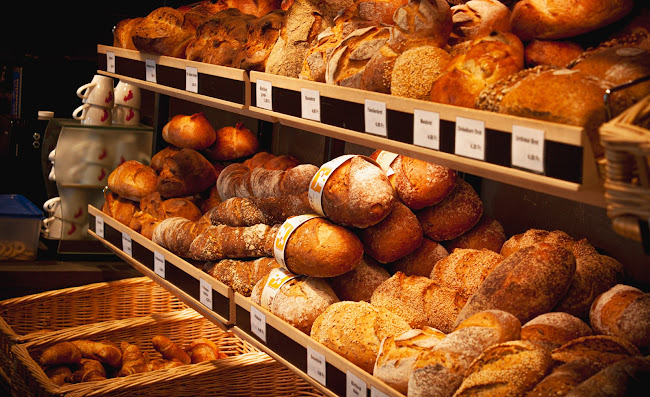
604 75 650 120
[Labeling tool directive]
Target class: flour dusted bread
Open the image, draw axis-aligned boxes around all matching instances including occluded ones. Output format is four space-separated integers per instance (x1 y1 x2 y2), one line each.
206 193 312 227
217 162 318 200
326 256 390 302
522 312 594 348
162 113 216 150
205 257 280 297
232 9 286 72
108 160 158 202
392 0 452 48
310 301 411 373
500 228 597 258
443 215 506 253
389 237 449 277
152 216 212 258
390 45 452 100
449 0 511 45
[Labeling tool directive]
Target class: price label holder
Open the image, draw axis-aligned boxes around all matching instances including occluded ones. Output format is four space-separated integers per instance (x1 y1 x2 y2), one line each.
121 232 132 257
301 88 321 122
256 79 273 110
307 347 326 386
95 216 105 239
413 109 440 150
347 371 367 397
455 116 486 161
106 51 115 73
199 278 213 311
364 99 387 136
145 59 157 83
153 251 165 279
512 125 545 174
185 66 198 93
250 305 267 343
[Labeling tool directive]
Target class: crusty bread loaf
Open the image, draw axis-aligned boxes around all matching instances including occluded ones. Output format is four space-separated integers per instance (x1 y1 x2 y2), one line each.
102 191 138 227
391 45 452 100
526 360 600 397
500 228 597 259
242 151 279 169
152 216 212 258
206 193 312 226
162 113 217 150
310 301 411 373
204 257 281 297
416 179 483 241
231 9 286 72
453 309 522 340
201 122 259 161
357 201 423 263
424 282 466 333
389 237 449 277
510 0 635 41
443 215 506 253
589 284 650 353
132 7 196 58
150 145 181 174
113 17 143 50
185 8 253 63
371 272 438 328
551 335 642 370
107 160 159 202
524 39 584 68
564 356 650 397
260 154 301 171
326 255 390 302
156 148 217 198
522 312 594 348
392 0 452 48
181 0 230 30
189 223 278 261
449 0 511 45
454 242 576 327
251 270 339 334
356 0 408 25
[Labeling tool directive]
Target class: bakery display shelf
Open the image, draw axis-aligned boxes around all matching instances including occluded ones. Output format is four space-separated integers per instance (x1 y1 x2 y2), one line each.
86 205 233 330
232 293 404 397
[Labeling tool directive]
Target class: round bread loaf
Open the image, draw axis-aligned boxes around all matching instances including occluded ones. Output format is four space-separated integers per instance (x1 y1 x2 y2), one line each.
232 9 285 72
521 312 594 348
524 39 584 68
565 356 650 396
107 160 158 202
102 191 138 227
310 300 411 373
416 179 483 241
201 122 259 161
357 0 408 26
453 309 522 339
589 284 650 353
449 0 511 45
454 242 577 327
500 228 596 259
510 0 635 41
251 272 339 334
156 148 217 198
262 155 301 171
526 360 600 397
390 45 452 100
373 327 446 395
443 215 506 253
162 113 217 150
205 257 281 297
392 0 452 47
371 272 436 328
389 237 449 277
243 151 278 169
326 255 390 302
357 201 423 263
132 7 195 58
424 282 466 333
151 145 181 174
550 335 642 370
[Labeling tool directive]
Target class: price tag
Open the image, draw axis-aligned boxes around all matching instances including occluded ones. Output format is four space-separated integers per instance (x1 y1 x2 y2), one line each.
185 66 198 93
95 216 104 238
106 51 115 73
307 347 326 386
455 116 485 160
256 79 273 110
121 232 132 257
250 305 267 343
371 386 390 397
154 251 165 279
145 59 157 83
199 278 213 310
301 88 321 121
346 371 367 397
512 125 545 173
413 109 440 150
364 99 387 136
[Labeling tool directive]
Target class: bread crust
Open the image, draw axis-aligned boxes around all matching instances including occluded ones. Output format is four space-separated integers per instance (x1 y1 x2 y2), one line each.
107 160 159 202
162 113 216 150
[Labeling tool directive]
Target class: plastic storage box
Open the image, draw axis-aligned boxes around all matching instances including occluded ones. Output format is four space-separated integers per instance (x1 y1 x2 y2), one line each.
0 194 44 261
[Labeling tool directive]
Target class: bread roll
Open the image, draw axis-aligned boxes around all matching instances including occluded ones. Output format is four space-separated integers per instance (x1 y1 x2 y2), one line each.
524 39 584 68
162 113 216 150
150 145 181 174
565 356 650 397
416 179 483 241
443 215 506 253
357 201 423 263
107 160 158 202
102 191 138 227
454 242 576 327
449 0 511 45
132 7 196 58
522 312 594 348
201 122 259 161
390 45 452 100
589 284 650 353
510 0 635 41
388 237 449 277
310 301 411 373
113 17 143 50
326 255 390 302
551 335 642 370
251 270 339 334
156 148 217 198
205 257 281 297
527 360 601 397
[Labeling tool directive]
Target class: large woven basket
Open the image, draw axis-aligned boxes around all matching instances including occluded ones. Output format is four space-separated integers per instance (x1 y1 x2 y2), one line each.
11 308 323 397
600 93 650 241
0 277 187 386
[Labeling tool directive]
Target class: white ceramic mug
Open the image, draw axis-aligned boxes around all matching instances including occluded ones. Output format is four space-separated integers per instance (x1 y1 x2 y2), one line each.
76 75 114 107
43 197 61 214
72 103 112 125
114 80 141 108
42 216 62 240
112 105 140 126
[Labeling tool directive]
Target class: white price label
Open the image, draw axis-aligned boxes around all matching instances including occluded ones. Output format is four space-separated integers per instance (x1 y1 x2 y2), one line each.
185 66 198 93
256 79 273 110
121 232 132 257
307 347 326 386
512 125 545 173
371 386 390 397
455 116 486 160
106 51 115 73
154 251 165 279
250 305 267 343
301 88 321 121
413 109 440 150
199 278 213 310
364 99 387 136
145 59 157 83
95 216 104 238
346 371 367 397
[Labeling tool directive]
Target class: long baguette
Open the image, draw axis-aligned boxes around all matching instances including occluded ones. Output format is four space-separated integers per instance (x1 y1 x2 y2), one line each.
206 192 313 226
189 224 279 261
152 217 212 258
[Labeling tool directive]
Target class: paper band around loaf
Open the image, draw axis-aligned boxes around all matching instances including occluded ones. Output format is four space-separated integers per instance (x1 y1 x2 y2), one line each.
260 267 303 310
308 154 356 216
273 214 322 269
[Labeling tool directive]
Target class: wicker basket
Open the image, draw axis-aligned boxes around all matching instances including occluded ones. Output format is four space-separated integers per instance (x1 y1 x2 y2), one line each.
600 93 650 241
0 277 187 386
11 308 323 397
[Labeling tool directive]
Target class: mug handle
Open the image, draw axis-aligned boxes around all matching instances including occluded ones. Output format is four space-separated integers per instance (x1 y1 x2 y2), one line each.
76 82 96 99
43 197 61 212
72 103 89 120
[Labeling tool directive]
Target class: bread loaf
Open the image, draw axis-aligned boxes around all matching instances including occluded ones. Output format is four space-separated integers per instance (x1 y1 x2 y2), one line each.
113 17 143 50
204 257 281 297
189 223 278 261
443 215 506 253
231 9 286 72
391 45 452 100
371 272 439 328
522 312 594 348
251 269 339 334
162 113 216 150
310 301 411 373
156 148 217 198
454 242 576 327
564 356 650 397
242 151 279 169
107 160 158 202
392 0 452 47
102 191 138 227
190 9 255 66
152 217 212 258
326 255 390 302
150 145 181 174
132 7 195 58
206 193 312 226
388 237 449 277
500 228 596 258
449 0 511 45
201 122 259 161
524 39 584 68
416 179 483 241
551 335 642 370
357 201 423 263
526 360 601 397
